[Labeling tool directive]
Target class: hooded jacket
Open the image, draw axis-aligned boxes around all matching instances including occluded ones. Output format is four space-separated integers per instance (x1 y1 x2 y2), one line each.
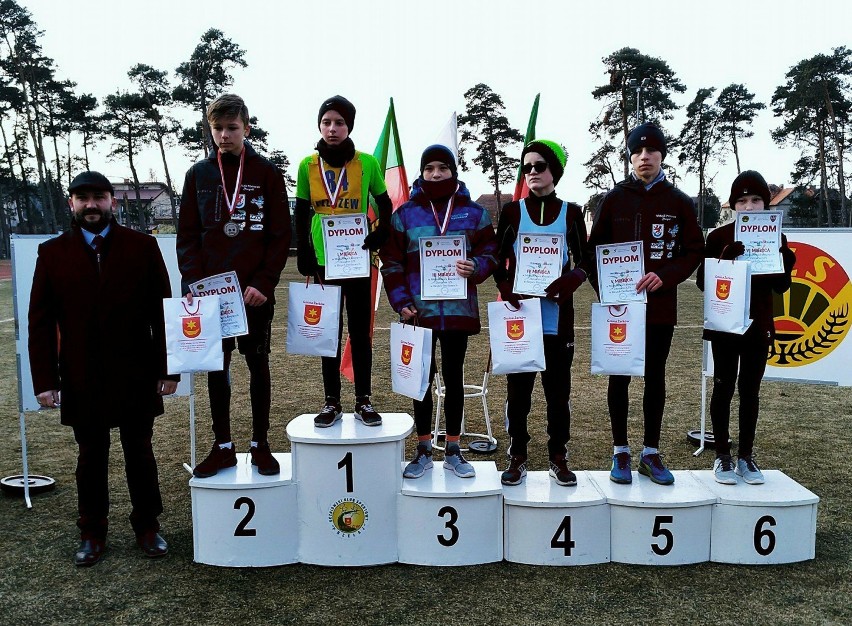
380 178 497 333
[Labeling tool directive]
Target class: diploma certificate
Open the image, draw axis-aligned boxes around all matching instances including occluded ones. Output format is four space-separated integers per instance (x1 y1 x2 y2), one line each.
735 210 783 275
514 233 565 297
189 271 248 338
322 214 371 280
596 241 647 304
419 236 467 301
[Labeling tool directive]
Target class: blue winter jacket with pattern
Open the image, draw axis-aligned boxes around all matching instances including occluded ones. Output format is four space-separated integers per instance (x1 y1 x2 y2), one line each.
379 178 498 334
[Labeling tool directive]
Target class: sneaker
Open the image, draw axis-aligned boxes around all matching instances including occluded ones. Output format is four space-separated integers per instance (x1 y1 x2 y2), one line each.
354 396 382 427
193 443 237 478
713 454 737 485
314 396 343 428
501 455 528 486
549 453 577 487
610 452 632 484
249 442 280 476
736 455 765 485
443 444 475 478
638 452 675 485
403 443 434 479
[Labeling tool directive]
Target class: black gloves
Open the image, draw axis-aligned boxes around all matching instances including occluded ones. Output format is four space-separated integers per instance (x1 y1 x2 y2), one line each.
497 280 522 308
721 241 745 260
297 246 319 277
545 269 586 301
362 226 389 251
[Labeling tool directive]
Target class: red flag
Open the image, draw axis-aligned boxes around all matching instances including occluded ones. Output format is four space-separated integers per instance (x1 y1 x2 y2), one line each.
340 98 409 382
512 93 540 201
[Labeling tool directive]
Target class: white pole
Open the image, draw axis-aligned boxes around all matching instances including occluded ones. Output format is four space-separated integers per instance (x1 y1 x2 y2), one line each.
19 410 32 509
183 373 196 475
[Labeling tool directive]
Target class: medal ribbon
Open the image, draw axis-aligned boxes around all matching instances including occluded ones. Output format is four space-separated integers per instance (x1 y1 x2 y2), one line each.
318 158 348 212
429 184 459 235
217 147 246 217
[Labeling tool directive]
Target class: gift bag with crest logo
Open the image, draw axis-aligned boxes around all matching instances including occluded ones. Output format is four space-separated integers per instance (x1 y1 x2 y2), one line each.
286 281 342 357
164 296 223 374
591 302 646 376
703 259 753 335
488 299 546 375
390 322 433 400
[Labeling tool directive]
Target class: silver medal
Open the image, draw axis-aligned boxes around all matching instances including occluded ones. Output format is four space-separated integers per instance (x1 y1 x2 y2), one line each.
224 221 240 237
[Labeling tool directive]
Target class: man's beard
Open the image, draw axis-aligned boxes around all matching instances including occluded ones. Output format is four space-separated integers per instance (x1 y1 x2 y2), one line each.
75 209 110 233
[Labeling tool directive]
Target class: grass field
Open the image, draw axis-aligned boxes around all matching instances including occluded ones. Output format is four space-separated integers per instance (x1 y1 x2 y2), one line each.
1 265 850 625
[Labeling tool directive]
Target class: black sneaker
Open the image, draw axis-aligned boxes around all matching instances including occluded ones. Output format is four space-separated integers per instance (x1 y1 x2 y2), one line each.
501 455 527 486
549 453 577 487
314 396 343 428
193 443 238 478
249 442 280 476
354 396 382 426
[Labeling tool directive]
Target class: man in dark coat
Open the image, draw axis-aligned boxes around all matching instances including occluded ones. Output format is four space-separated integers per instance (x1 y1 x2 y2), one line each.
28 171 178 566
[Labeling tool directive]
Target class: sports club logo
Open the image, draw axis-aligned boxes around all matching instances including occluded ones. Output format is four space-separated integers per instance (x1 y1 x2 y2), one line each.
716 278 731 300
770 241 851 367
235 194 246 209
652 224 664 238
400 342 414 365
609 323 627 343
507 319 524 340
182 316 201 338
328 497 369 537
304 304 322 325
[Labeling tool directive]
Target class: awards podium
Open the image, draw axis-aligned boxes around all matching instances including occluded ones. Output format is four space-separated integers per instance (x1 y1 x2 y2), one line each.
189 413 819 567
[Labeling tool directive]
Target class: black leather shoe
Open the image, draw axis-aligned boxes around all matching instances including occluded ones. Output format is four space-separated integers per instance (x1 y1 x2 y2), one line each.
136 532 168 558
74 539 106 567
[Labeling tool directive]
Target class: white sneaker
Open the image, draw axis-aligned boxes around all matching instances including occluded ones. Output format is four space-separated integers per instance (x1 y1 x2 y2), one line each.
736 456 765 485
713 455 738 485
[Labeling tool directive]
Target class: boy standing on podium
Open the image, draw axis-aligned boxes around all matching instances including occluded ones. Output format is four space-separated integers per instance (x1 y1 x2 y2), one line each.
177 94 291 478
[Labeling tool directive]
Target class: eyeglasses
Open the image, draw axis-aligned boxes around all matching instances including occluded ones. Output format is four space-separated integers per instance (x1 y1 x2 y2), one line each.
521 162 548 175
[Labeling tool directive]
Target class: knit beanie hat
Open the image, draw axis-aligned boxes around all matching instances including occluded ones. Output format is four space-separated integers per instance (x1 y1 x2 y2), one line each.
627 123 667 161
521 139 566 185
420 144 458 177
729 170 770 208
318 95 356 132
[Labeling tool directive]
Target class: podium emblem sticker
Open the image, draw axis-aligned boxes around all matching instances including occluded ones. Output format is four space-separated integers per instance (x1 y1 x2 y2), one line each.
506 319 524 340
182 316 201 338
716 278 731 300
329 498 369 537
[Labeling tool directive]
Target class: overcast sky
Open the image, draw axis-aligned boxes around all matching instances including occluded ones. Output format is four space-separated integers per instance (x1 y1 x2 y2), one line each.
19 0 852 205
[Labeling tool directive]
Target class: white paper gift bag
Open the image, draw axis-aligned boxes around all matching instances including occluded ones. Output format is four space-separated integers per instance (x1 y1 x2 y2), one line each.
164 296 224 374
390 322 433 400
703 259 753 335
591 302 646 376
488 299 546 375
286 281 342 357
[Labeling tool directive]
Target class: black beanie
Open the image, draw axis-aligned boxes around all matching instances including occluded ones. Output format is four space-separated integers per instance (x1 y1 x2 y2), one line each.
420 144 457 177
521 140 566 185
318 95 356 132
729 170 770 208
627 123 667 161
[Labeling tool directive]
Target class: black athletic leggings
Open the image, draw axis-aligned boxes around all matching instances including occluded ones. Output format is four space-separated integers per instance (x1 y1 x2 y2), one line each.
412 331 469 438
709 328 767 457
506 335 575 457
608 324 674 449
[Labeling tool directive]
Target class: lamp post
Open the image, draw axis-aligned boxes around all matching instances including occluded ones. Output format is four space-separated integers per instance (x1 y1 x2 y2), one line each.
628 78 651 124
